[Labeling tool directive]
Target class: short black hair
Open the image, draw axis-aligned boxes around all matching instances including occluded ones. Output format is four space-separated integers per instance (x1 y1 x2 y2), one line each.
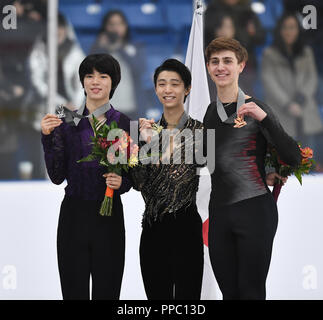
78 54 121 99
153 59 191 102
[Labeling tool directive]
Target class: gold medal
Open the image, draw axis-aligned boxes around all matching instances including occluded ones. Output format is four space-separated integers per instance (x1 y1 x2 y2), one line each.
233 115 247 128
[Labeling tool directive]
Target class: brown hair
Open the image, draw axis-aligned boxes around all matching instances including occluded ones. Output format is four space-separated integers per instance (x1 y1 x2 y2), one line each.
205 37 248 64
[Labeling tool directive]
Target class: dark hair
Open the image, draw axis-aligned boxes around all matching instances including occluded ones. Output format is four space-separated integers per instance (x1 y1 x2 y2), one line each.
153 59 191 102
204 11 236 47
205 37 248 63
78 54 121 99
99 10 130 41
58 12 67 28
272 12 305 58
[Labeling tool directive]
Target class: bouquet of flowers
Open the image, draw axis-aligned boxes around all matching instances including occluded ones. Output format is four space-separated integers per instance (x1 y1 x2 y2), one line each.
265 144 315 202
78 116 139 216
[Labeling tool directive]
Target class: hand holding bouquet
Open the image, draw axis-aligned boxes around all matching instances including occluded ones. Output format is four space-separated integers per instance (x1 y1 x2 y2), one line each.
265 144 315 202
78 116 139 216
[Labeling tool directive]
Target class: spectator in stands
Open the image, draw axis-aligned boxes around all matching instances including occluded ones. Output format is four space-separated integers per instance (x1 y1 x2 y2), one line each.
282 1 323 97
251 0 283 32
205 0 266 95
29 13 85 111
13 0 47 22
0 61 20 179
261 12 323 169
206 12 237 45
19 13 84 180
205 12 236 45
0 0 47 180
205 13 237 101
90 10 147 120
283 0 323 170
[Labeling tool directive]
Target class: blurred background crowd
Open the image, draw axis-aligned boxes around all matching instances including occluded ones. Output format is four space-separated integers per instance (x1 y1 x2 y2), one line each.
0 0 322 180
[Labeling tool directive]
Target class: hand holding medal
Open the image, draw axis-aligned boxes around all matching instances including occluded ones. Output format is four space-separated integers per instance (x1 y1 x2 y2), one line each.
236 101 267 127
139 118 163 143
41 105 74 136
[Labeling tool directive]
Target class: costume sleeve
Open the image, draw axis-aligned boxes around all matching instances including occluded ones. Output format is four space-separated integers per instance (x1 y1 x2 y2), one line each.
129 165 149 192
193 121 207 168
202 104 213 158
41 124 67 185
202 103 216 173
258 101 302 167
117 171 133 195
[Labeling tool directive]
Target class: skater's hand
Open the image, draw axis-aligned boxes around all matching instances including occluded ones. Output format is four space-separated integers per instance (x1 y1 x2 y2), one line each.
103 173 122 190
237 102 267 122
139 118 155 143
41 114 63 135
266 172 287 186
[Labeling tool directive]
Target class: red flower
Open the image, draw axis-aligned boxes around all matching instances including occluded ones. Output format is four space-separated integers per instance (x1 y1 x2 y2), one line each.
98 137 109 150
300 147 313 159
111 138 120 151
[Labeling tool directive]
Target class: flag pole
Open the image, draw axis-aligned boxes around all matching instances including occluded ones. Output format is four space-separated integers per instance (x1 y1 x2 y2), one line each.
47 0 58 114
194 0 203 11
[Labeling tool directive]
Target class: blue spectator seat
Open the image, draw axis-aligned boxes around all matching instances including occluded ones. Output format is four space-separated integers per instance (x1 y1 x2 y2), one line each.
132 29 176 47
60 0 93 5
164 4 192 61
101 3 167 30
143 43 176 89
251 0 283 31
60 2 168 32
165 3 193 31
59 3 104 31
75 31 97 54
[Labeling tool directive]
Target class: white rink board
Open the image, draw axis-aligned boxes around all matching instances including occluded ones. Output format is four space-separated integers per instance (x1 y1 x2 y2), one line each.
0 175 322 300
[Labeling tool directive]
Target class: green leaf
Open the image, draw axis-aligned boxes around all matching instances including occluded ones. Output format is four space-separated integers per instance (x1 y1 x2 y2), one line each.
91 115 99 133
294 171 302 185
77 154 97 163
111 167 122 176
103 124 108 136
99 159 110 167
110 121 118 129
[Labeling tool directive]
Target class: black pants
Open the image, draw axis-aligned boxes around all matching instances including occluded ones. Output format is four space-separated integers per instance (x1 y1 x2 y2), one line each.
140 204 204 300
208 193 278 300
57 195 125 300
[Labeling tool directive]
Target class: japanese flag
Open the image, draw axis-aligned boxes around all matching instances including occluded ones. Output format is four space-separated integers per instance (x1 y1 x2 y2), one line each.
184 1 222 300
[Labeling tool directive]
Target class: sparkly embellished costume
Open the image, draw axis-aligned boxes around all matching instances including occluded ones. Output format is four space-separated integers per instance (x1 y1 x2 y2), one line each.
131 112 205 300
